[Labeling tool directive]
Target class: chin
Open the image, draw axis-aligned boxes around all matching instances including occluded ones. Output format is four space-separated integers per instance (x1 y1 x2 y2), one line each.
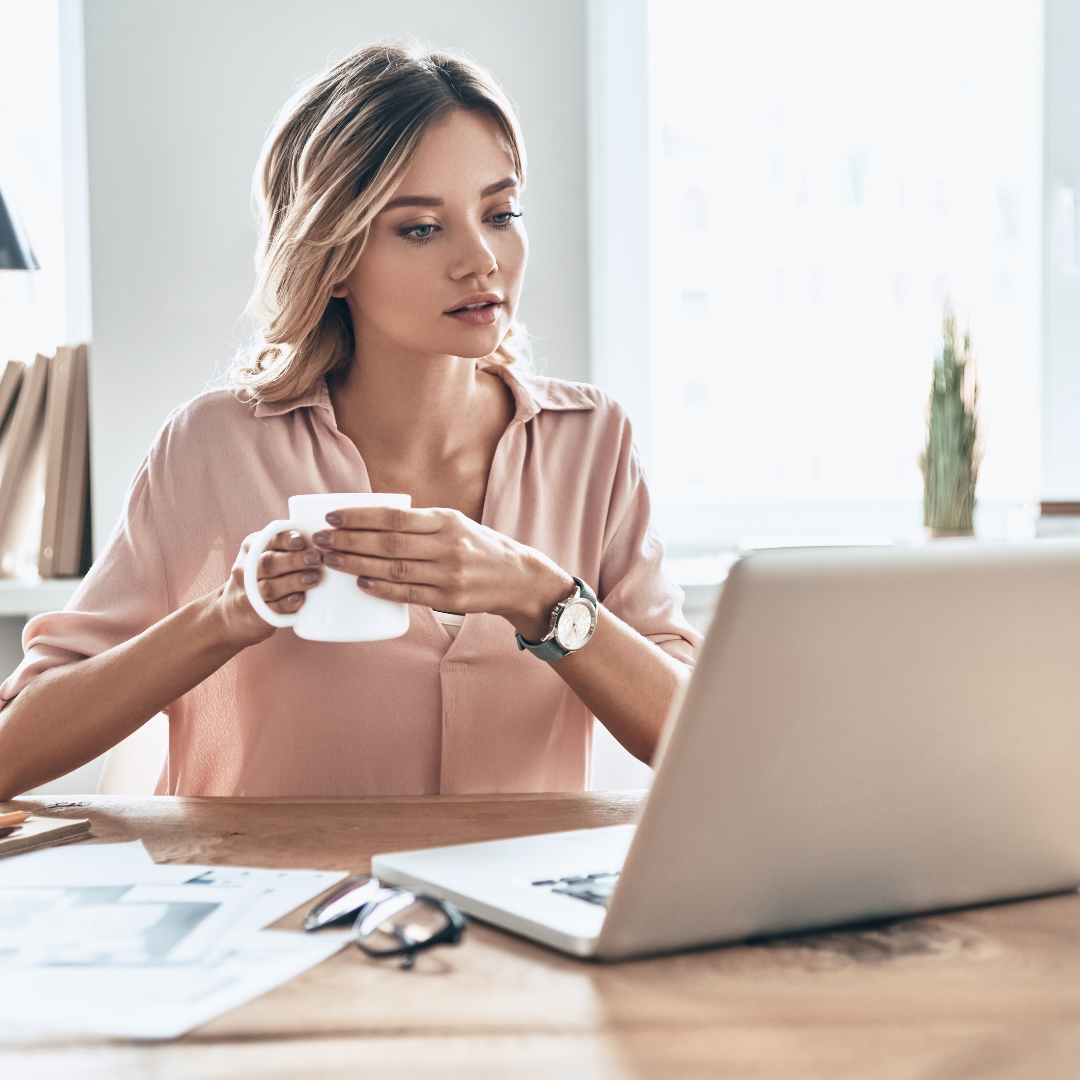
441 327 508 360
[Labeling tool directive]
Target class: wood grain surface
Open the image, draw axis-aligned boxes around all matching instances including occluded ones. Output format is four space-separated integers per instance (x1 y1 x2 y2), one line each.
2 792 1079 1080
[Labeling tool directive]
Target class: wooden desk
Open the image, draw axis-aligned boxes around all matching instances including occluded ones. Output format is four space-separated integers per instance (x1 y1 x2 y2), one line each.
2 793 1079 1079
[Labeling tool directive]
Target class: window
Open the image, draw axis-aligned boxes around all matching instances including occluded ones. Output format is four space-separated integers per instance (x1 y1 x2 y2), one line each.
592 0 1051 551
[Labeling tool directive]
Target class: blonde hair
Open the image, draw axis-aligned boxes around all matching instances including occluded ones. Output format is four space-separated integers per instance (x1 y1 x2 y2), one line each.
234 41 528 403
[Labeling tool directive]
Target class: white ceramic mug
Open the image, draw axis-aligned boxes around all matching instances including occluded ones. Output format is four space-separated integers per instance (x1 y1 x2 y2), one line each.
243 493 411 642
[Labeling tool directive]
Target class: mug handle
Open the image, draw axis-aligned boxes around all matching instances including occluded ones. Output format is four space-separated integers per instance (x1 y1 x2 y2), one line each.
243 518 303 629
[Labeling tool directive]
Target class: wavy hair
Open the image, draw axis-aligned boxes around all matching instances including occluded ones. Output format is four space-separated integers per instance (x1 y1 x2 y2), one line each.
234 41 528 403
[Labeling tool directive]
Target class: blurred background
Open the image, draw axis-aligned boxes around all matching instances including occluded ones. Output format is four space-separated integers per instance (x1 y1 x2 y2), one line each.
0 0 1077 792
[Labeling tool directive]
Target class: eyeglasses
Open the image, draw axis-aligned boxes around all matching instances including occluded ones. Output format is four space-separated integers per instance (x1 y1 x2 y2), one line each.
303 875 466 969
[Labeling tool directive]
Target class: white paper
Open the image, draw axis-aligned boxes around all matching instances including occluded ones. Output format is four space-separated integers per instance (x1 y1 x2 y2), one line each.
0 842 193 886
0 881 260 966
0 845 347 925
172 864 349 931
13 839 156 867
0 843 353 1037
0 930 348 1039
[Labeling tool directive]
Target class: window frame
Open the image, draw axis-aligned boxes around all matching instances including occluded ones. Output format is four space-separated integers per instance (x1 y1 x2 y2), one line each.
590 0 1075 553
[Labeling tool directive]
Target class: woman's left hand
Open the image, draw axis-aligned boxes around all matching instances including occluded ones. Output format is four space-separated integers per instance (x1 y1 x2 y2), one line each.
312 506 574 641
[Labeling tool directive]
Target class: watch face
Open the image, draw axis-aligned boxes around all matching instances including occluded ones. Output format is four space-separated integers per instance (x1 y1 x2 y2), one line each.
555 599 595 651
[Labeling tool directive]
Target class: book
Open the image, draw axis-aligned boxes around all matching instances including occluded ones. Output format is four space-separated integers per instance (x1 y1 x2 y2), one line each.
0 360 25 438
0 352 49 577
38 347 78 577
58 344 91 576
0 815 92 860
38 345 90 577
0 361 26 497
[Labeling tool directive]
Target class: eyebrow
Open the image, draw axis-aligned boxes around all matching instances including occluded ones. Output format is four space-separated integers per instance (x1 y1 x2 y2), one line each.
380 176 518 212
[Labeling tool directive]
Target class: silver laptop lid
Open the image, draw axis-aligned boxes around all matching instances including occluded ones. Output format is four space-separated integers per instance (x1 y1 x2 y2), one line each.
599 539 1080 960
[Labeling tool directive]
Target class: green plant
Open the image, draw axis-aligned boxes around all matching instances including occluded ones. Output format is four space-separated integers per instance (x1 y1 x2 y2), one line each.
920 303 981 536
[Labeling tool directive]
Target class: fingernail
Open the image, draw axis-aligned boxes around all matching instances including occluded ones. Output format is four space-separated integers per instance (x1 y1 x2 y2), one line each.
312 531 331 546
303 550 321 566
324 552 343 568
325 511 343 525
302 571 319 584
357 577 374 590
288 593 302 604
289 531 303 549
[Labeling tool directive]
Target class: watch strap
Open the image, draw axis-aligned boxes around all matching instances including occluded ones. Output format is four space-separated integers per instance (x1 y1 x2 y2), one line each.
515 633 571 663
516 577 598 662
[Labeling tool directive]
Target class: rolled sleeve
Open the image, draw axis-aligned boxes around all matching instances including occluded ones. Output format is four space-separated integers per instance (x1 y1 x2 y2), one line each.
595 422 703 666
0 459 170 708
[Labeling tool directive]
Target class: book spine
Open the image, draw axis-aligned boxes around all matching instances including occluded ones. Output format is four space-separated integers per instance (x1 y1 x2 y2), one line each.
0 361 25 438
56 345 90 576
0 353 50 577
39 348 78 578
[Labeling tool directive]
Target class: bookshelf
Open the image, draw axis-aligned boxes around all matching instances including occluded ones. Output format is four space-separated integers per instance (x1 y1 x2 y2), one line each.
0 576 82 617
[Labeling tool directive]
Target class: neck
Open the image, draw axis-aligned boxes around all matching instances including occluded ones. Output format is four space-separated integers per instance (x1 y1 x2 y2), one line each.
329 339 505 469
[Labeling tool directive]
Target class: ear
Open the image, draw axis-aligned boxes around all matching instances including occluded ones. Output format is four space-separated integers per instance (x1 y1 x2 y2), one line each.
329 282 350 299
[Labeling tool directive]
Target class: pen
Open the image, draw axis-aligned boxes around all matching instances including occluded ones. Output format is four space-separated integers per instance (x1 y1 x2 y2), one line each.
0 811 30 827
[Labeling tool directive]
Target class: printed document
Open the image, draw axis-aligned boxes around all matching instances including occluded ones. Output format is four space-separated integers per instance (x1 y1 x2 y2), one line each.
0 842 349 1038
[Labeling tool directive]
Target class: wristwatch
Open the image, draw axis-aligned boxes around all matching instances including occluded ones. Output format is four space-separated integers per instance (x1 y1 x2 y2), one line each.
515 577 599 662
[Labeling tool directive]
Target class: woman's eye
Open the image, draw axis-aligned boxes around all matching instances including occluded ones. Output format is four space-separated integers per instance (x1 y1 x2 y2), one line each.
490 211 523 228
401 223 437 241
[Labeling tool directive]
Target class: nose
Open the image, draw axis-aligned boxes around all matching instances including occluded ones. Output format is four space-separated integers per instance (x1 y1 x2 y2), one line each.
449 223 498 281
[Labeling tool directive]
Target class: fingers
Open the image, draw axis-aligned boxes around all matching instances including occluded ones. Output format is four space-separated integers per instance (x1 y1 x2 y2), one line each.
354 575 444 608
259 567 322 606
268 529 307 552
257 545 322 580
312 526 442 563
266 590 306 616
299 507 482 611
321 552 448 587
253 532 322 613
229 531 320 628
323 506 448 534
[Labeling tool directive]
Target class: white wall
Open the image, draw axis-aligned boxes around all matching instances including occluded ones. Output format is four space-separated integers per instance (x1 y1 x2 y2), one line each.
83 0 589 552
588 0 651 465
0 0 66 362
1042 0 1080 499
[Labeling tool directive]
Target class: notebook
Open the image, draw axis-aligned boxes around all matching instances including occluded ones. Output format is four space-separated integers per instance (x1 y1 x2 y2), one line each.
0 816 92 859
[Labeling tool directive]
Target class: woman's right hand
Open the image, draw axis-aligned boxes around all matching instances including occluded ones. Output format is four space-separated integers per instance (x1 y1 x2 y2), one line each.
216 530 323 647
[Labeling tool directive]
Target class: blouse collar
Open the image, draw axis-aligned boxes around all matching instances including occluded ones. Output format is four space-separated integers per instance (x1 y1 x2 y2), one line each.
251 378 333 419
485 363 596 422
250 364 596 423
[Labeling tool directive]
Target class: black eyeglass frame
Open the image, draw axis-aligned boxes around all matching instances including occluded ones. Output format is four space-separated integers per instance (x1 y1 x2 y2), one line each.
352 890 467 969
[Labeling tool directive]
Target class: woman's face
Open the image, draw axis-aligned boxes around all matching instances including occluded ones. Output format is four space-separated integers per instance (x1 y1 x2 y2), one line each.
332 109 528 362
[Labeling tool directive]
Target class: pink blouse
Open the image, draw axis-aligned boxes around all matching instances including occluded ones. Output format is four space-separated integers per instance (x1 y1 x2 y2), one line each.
0 366 701 796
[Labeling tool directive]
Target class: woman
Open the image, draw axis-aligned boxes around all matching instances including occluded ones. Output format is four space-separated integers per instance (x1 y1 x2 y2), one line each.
0 43 700 799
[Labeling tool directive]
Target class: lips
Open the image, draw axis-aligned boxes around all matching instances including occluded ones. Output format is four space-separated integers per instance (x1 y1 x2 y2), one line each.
445 293 503 327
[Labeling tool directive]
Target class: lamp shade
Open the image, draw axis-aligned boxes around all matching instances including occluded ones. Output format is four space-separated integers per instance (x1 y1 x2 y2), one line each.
0 184 40 270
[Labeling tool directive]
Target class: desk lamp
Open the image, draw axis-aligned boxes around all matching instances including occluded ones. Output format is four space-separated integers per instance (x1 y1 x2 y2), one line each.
0 184 39 270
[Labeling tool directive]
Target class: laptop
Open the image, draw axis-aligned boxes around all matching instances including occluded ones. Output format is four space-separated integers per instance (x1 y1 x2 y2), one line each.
373 539 1080 961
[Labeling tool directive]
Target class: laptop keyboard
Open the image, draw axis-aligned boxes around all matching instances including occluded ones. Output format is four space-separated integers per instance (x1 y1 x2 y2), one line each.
531 871 620 907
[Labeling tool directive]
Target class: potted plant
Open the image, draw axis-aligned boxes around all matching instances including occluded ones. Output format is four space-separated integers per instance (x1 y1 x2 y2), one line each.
920 303 981 537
